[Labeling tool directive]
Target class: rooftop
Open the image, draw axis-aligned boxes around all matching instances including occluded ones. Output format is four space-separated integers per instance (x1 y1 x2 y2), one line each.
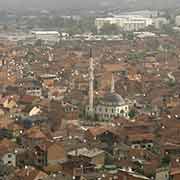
68 147 104 158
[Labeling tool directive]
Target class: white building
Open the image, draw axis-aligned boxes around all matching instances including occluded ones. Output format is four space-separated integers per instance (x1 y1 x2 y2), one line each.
95 15 153 32
94 91 129 120
31 31 60 44
175 16 180 27
134 32 156 39
86 74 129 121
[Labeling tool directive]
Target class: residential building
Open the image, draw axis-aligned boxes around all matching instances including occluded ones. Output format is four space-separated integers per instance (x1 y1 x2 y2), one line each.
67 147 105 168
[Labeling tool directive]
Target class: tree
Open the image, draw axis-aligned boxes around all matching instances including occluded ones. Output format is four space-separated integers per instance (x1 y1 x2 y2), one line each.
161 155 170 166
34 39 43 47
126 32 134 40
48 101 64 131
128 109 136 119
100 23 120 35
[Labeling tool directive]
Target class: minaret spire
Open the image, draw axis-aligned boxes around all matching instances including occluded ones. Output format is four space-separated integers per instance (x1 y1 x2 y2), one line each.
111 72 115 93
89 48 94 116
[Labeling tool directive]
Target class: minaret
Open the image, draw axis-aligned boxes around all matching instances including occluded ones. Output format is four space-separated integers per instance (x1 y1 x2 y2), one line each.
89 48 94 116
111 72 115 93
48 51 53 62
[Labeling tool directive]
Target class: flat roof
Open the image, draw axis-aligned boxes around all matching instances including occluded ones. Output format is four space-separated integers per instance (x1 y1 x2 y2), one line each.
31 31 60 35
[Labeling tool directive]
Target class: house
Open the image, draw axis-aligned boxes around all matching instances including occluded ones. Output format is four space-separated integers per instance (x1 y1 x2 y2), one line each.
31 142 67 168
116 169 150 180
170 167 180 180
19 95 39 105
48 87 67 101
8 122 24 137
16 148 34 168
47 143 67 165
80 172 102 180
126 133 155 149
61 160 95 178
0 139 16 167
161 142 180 157
85 126 120 153
82 169 150 180
3 96 17 110
23 80 42 97
9 166 48 180
67 147 105 168
127 148 160 176
155 167 169 180
86 126 119 143
29 106 41 116
62 102 79 120
43 173 71 180
21 127 48 147
18 115 48 128
113 143 130 160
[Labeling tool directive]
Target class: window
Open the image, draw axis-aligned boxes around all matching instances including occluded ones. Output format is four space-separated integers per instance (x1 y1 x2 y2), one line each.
148 144 152 148
120 109 124 114
8 154 12 158
105 108 108 112
8 161 12 164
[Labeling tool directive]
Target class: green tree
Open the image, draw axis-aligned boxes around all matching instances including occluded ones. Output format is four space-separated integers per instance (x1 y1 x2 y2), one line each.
126 32 134 40
161 155 170 166
128 109 136 119
100 23 120 35
34 39 43 47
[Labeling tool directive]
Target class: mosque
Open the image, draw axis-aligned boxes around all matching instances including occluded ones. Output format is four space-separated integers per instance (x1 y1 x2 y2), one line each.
86 54 129 121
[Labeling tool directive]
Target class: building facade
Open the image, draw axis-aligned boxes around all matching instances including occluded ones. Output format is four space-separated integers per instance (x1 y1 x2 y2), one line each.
31 31 60 44
94 92 129 120
175 16 180 27
95 15 153 32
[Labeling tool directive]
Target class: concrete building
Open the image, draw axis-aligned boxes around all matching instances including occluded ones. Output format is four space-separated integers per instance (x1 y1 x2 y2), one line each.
31 31 60 44
95 15 153 32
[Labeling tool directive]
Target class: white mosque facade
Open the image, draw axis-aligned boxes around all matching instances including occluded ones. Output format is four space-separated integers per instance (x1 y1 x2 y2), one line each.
86 68 129 121
94 92 129 120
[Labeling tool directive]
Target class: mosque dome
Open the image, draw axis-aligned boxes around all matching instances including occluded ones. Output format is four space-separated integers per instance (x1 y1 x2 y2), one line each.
101 92 125 106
